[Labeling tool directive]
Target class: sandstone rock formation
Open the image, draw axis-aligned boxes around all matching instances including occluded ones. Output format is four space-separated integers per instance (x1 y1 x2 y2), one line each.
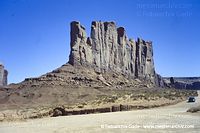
0 64 8 86
69 21 157 84
0 21 198 121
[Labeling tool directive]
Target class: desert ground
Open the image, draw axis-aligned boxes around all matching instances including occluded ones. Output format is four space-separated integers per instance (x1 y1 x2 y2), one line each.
0 91 199 133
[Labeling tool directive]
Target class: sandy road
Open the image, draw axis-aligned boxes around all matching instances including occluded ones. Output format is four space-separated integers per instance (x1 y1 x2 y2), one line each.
0 91 200 133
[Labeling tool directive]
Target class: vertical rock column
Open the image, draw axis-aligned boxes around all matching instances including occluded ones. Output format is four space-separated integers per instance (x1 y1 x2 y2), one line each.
0 65 4 86
135 38 142 78
129 39 136 76
135 38 155 82
0 64 8 86
117 27 136 76
91 21 118 72
145 41 156 81
69 21 93 66
103 22 118 71
117 27 126 72
3 70 8 86
90 21 105 71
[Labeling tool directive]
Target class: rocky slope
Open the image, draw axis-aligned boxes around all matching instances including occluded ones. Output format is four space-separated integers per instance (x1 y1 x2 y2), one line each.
0 64 162 111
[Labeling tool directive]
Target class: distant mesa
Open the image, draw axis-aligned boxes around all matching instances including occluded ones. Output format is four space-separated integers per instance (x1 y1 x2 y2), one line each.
0 64 8 86
164 77 200 90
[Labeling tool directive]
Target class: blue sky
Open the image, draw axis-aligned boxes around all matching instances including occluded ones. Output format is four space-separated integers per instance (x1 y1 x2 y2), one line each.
0 0 200 83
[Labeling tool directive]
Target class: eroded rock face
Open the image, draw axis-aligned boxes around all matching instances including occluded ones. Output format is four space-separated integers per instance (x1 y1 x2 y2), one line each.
0 64 8 86
68 21 157 84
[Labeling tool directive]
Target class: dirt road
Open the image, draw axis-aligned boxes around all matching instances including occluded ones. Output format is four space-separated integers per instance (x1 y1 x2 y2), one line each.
0 91 200 133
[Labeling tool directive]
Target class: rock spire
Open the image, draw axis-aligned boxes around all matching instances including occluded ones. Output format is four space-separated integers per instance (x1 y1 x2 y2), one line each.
0 64 8 86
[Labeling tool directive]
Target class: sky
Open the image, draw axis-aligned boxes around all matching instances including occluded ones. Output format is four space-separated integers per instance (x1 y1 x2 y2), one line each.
0 0 200 84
